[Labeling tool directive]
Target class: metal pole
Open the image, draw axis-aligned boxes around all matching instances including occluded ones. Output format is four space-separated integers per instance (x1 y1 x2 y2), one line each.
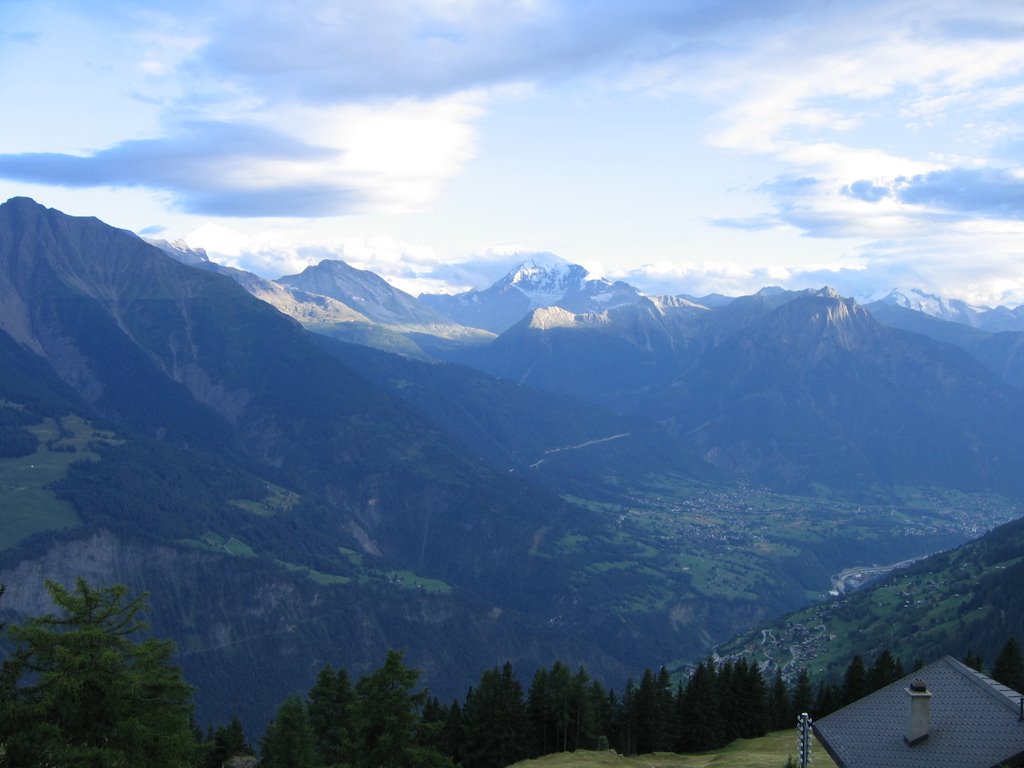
797 712 813 767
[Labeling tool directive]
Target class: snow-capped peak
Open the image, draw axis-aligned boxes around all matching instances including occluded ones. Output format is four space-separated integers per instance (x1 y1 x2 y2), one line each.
881 287 987 322
145 238 210 266
498 259 589 308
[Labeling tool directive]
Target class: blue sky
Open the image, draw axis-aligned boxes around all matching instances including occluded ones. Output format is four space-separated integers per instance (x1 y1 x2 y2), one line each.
3 0 1024 305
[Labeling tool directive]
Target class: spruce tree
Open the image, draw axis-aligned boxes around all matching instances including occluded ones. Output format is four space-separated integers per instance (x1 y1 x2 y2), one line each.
353 649 450 768
604 688 623 755
202 716 252 768
461 662 528 768
634 668 658 754
866 650 903 693
790 668 814 720
768 668 791 731
678 659 723 753
963 650 984 672
585 679 610 751
441 699 464 764
526 667 551 756
716 660 740 743
840 655 867 705
812 679 841 718
653 666 675 752
536 661 573 754
733 659 767 739
260 695 317 768
418 696 448 756
991 637 1024 693
617 678 639 756
308 662 354 765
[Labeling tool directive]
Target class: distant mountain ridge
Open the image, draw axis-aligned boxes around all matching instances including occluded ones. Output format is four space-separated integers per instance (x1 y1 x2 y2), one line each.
419 257 644 333
152 235 1024 359
876 287 1024 332
151 239 492 357
649 291 1024 494
278 259 486 339
450 283 1024 495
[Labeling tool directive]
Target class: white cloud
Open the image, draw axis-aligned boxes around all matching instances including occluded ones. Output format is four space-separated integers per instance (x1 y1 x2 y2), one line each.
258 93 486 213
9 0 1024 307
184 223 453 291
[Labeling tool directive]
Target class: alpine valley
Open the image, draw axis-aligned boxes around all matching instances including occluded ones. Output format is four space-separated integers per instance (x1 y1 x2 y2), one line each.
2 197 1023 736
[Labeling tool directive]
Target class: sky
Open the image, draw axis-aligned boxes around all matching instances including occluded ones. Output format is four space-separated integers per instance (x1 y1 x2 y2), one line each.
3 0 1024 306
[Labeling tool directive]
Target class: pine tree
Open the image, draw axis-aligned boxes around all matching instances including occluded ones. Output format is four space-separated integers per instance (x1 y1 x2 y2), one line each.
604 688 623 755
0 579 195 768
526 667 551 756
260 696 317 768
717 660 740 743
866 650 903 693
441 698 464 764
584 679 610 751
223 716 252 756
569 666 592 752
678 659 724 753
353 649 447 768
733 659 767 739
202 716 252 768
634 668 658 754
531 661 573 754
617 678 639 756
840 655 867 705
812 679 841 718
963 650 984 672
308 662 354 765
991 637 1024 693
653 666 675 752
461 662 528 768
768 668 791 731
418 696 448 756
790 668 814 720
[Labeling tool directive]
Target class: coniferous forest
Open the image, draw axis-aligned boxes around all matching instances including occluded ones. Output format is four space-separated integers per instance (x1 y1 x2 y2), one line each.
4 578 1023 768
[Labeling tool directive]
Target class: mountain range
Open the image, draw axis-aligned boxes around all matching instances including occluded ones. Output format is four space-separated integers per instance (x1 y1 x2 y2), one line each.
2 197 1024 736
419 258 645 333
875 287 1024 332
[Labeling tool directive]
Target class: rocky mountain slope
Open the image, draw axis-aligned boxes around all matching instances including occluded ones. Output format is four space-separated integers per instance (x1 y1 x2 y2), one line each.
151 239 490 358
0 198 628 730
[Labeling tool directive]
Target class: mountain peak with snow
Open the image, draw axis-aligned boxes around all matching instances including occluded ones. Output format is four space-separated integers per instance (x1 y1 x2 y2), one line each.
880 287 988 325
420 257 643 333
146 238 210 266
497 259 590 308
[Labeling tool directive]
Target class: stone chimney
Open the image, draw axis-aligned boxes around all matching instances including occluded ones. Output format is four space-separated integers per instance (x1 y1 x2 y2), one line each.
905 678 932 745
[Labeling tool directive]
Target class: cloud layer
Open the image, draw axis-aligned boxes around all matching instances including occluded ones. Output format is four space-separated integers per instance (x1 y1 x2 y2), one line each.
5 0 1024 305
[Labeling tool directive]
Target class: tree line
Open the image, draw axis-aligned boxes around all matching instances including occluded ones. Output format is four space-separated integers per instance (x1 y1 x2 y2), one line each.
215 637 1024 767
3 578 1024 768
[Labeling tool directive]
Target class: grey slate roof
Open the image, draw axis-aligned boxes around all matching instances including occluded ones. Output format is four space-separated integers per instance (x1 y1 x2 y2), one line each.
813 656 1024 768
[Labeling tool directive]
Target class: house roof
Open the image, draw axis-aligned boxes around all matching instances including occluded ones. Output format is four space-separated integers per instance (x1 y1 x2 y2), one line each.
813 655 1024 768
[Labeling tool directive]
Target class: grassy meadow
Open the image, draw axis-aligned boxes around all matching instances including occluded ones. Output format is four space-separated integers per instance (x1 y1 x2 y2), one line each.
508 730 836 768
